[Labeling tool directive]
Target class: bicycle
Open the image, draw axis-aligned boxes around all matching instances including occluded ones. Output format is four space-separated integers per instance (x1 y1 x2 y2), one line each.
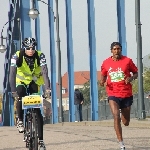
21 94 43 150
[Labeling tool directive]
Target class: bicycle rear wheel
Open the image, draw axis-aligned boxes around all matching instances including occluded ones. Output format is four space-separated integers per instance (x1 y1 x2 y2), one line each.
32 112 38 150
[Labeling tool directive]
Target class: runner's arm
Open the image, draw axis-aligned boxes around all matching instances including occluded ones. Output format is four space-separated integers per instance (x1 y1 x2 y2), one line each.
40 53 51 90
100 62 107 86
129 59 138 80
125 59 138 83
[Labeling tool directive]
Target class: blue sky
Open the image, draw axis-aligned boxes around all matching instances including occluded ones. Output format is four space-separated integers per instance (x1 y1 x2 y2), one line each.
0 0 150 90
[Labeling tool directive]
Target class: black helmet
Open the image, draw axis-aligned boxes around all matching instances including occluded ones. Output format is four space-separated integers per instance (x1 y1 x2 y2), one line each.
22 37 37 47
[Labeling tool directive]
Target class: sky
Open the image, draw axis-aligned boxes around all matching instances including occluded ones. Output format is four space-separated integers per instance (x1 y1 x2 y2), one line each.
0 0 150 91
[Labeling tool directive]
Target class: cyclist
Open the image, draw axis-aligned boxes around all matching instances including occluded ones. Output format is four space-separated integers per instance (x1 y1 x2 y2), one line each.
9 37 50 149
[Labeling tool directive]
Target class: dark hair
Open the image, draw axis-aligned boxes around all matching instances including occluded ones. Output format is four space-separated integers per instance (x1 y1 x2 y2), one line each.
75 88 79 91
110 42 122 50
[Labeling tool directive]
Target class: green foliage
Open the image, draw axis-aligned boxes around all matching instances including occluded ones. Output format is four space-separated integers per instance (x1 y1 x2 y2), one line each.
143 67 150 93
80 80 107 106
80 81 91 106
132 67 150 94
97 81 107 100
132 79 138 94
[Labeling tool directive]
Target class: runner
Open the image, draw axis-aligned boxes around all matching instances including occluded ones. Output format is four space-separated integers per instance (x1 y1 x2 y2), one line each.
100 42 138 150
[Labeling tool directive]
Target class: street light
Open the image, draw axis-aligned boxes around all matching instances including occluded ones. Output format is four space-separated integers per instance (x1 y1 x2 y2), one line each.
0 19 13 53
28 0 40 20
0 18 19 53
0 37 6 53
28 0 55 20
28 0 63 123
28 8 40 20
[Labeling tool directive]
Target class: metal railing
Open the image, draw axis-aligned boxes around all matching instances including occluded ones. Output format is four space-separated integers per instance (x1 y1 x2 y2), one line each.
1 93 150 126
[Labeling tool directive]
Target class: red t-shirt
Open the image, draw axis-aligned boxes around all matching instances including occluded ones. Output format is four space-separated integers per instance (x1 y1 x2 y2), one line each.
101 56 138 98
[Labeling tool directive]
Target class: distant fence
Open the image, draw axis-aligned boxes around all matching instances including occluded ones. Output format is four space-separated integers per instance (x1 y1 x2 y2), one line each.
44 94 150 124
1 94 150 125
0 95 150 126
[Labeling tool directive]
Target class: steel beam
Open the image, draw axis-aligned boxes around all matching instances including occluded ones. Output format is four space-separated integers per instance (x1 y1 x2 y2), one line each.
48 0 58 124
65 0 75 122
117 0 127 56
87 0 98 121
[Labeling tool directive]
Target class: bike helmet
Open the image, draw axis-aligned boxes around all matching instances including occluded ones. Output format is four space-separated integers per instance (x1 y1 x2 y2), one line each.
22 37 37 47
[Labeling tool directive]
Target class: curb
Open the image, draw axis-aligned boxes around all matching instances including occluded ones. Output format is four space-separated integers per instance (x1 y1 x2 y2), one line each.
44 119 150 128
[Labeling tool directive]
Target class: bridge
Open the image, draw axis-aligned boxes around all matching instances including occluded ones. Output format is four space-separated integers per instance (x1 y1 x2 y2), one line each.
1 119 150 149
0 0 144 125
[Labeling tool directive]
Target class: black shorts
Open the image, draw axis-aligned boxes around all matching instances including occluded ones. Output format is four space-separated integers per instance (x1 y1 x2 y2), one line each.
108 96 133 109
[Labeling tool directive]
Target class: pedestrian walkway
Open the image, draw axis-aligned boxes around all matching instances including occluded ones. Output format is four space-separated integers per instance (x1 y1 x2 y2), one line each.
0 119 150 150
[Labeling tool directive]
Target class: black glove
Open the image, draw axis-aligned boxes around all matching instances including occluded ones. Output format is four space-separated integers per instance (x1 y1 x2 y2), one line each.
44 90 51 99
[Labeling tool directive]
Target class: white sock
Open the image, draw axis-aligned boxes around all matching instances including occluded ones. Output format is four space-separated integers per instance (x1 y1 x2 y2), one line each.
119 141 125 148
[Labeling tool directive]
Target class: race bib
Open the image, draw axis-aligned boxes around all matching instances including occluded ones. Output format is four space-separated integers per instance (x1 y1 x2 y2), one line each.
109 71 124 82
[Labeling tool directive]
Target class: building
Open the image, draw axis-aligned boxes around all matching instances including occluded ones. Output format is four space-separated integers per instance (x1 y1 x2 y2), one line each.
59 71 101 110
46 71 101 110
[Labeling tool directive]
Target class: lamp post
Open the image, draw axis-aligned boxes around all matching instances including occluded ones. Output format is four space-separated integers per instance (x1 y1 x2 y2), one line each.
135 0 146 119
0 18 20 53
0 39 6 53
0 19 14 53
28 0 63 123
28 0 40 20
17 18 21 50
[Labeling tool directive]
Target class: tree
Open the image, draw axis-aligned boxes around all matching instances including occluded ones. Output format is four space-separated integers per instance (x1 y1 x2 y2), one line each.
132 79 138 94
97 81 107 100
80 81 91 106
143 67 150 93
80 80 107 106
132 67 150 94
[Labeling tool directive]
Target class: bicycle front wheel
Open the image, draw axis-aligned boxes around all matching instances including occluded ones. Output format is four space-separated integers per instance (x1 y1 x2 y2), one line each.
32 112 38 150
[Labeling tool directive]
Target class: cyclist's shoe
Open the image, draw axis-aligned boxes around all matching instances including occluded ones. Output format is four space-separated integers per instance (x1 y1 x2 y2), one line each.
17 121 24 133
120 146 125 150
39 140 46 150
16 119 19 128
23 133 28 142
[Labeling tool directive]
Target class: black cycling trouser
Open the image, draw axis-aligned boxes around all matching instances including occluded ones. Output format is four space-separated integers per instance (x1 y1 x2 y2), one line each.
16 81 43 140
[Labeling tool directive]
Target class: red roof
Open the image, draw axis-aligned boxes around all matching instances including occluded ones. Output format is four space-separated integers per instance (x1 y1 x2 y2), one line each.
56 71 101 98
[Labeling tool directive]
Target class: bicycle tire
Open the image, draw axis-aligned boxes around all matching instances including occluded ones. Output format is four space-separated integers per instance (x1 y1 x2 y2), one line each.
32 112 38 150
29 111 33 150
24 113 30 148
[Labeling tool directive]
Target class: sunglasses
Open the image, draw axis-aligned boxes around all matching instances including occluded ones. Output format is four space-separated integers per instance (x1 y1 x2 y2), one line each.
25 47 35 50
